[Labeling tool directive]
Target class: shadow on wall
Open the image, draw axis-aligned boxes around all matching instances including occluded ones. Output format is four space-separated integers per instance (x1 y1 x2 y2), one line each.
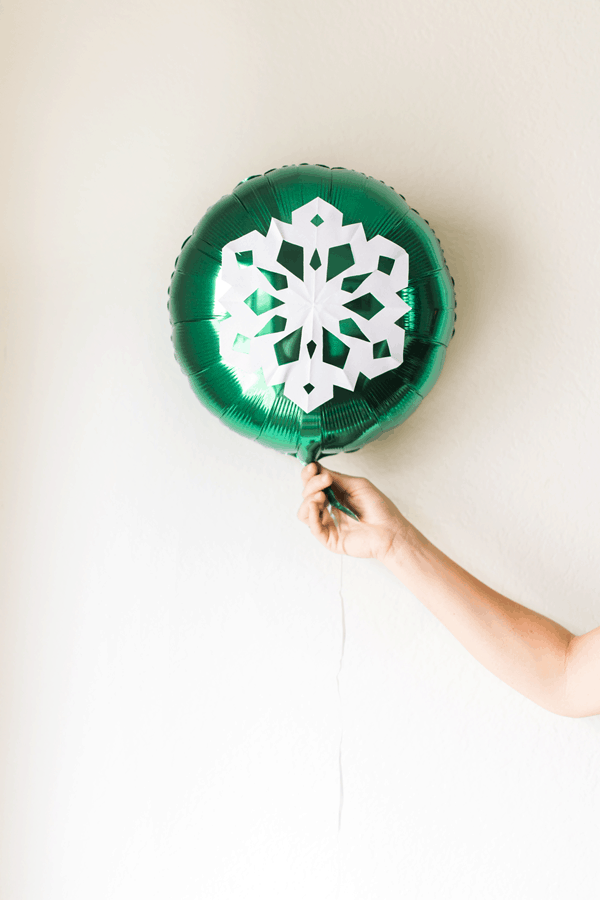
356 197 600 637
366 197 520 463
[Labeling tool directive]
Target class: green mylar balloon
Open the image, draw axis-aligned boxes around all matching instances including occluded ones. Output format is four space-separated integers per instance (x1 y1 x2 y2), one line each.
169 165 455 489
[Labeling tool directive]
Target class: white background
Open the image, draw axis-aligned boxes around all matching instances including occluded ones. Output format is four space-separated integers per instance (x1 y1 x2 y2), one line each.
1 1 600 898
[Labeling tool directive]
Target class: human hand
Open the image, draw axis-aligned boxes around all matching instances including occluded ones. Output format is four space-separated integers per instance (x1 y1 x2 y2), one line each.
297 463 414 562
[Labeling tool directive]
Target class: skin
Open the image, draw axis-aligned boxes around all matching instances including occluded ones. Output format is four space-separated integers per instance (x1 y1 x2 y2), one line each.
298 463 600 718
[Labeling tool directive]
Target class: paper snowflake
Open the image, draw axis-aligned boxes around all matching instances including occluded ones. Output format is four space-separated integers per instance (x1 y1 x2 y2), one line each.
216 198 410 413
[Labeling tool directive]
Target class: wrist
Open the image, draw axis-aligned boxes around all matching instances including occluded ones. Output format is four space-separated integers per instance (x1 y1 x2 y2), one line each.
379 520 429 572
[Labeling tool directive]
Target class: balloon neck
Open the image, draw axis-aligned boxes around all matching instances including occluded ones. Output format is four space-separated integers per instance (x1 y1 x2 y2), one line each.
296 442 322 465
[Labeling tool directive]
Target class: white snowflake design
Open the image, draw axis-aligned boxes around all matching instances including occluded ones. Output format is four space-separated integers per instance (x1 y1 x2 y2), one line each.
215 198 410 413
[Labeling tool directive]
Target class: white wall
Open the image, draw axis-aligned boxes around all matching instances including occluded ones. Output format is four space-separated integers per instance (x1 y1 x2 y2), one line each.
1 1 600 897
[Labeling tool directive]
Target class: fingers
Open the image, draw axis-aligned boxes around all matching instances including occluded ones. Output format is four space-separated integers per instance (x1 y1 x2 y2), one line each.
298 496 331 546
298 467 337 546
301 462 319 485
302 462 365 493
321 466 365 493
302 470 333 500
308 499 329 544
297 491 327 523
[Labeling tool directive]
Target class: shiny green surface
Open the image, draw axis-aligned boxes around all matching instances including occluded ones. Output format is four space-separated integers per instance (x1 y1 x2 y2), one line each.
168 165 456 464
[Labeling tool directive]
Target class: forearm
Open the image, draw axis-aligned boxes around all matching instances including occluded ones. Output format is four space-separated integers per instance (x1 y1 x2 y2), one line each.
299 465 599 716
384 526 575 715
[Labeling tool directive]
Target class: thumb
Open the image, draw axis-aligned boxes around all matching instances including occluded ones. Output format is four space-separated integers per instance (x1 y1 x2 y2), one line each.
319 466 364 496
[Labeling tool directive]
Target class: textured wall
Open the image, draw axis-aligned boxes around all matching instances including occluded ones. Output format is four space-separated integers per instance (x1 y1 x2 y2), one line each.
1 1 599 898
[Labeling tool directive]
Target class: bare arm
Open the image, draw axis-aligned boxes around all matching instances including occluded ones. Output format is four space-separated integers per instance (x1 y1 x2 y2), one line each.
298 463 600 718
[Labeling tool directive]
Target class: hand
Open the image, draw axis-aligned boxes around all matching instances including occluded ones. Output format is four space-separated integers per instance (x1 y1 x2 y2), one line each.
297 463 413 561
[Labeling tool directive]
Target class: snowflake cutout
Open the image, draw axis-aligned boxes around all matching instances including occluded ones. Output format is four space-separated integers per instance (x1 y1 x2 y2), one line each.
216 198 410 413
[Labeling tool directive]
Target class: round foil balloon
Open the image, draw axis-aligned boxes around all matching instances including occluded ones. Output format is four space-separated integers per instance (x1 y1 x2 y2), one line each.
169 164 455 467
